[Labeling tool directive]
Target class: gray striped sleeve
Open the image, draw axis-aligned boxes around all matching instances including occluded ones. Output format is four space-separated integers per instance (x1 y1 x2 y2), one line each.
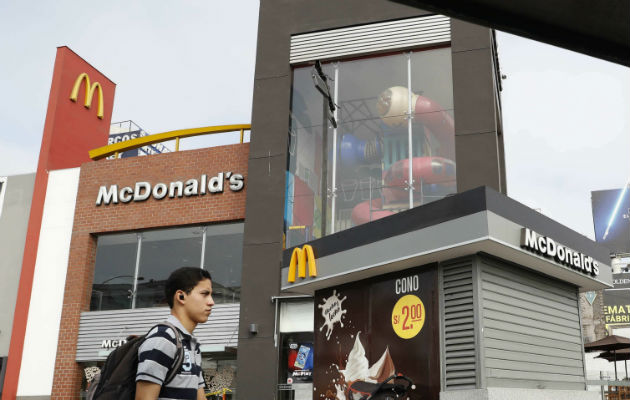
196 350 204 389
136 326 177 384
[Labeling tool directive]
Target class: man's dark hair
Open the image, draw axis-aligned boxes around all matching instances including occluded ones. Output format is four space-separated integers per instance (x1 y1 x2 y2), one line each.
165 267 212 308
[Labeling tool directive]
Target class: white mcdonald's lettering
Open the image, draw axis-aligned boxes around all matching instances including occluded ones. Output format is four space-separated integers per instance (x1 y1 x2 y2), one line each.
96 185 118 205
288 245 317 283
95 173 245 206
70 72 104 119
520 228 599 277
523 228 538 251
101 338 127 349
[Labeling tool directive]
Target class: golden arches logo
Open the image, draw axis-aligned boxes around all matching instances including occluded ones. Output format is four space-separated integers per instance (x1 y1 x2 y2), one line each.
69 73 104 119
288 245 317 283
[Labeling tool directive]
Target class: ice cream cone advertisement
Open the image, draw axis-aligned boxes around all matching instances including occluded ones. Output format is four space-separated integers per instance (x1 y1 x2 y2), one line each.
313 265 439 400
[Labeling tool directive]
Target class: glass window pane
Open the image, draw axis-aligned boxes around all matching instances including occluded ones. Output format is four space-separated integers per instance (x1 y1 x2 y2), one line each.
290 64 335 132
90 233 138 311
136 227 203 309
286 48 455 247
410 47 456 204
337 53 408 125
411 47 454 111
334 116 392 231
287 63 335 247
203 223 244 304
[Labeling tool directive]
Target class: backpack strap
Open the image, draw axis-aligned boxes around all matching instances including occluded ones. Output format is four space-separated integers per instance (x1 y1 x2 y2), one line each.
152 321 186 386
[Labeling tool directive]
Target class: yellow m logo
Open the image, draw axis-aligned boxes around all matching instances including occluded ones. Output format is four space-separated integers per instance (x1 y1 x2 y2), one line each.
288 245 317 283
69 73 104 119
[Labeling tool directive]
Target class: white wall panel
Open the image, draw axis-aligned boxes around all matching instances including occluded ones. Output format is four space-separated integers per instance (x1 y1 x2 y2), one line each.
17 168 80 397
280 301 314 332
479 257 586 390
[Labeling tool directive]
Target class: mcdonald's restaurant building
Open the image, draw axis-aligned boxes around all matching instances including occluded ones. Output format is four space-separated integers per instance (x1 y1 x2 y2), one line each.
237 1 612 400
0 2 615 400
1 47 250 399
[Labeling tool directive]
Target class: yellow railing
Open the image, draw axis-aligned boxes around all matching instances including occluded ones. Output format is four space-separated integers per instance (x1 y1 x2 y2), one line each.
89 124 251 161
206 387 232 399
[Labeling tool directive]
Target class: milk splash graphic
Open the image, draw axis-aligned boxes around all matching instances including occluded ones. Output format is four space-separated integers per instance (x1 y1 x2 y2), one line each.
318 290 347 340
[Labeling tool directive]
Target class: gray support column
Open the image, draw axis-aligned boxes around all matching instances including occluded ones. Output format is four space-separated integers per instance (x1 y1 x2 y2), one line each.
235 1 291 396
451 19 505 193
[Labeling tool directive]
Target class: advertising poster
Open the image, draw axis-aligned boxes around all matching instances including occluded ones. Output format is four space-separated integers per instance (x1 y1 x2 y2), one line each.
591 189 630 254
287 341 314 383
603 289 630 326
313 265 439 400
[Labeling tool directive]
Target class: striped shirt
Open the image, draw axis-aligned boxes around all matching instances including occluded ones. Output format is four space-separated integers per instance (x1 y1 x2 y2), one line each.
136 315 204 399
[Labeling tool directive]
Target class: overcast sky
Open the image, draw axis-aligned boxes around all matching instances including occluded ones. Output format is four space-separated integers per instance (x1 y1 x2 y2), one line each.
0 1 628 240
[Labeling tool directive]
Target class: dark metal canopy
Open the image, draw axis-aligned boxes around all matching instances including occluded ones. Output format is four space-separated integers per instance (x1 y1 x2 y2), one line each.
589 338 630 381
584 335 630 352
597 348 630 362
391 0 630 66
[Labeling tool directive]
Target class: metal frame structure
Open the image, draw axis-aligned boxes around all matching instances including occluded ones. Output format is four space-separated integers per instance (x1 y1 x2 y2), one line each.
89 124 251 160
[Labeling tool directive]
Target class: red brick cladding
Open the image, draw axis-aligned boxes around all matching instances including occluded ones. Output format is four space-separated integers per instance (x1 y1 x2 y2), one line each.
51 144 249 399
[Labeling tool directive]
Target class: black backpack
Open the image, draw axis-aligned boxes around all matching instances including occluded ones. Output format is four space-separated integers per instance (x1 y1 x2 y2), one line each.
87 322 185 400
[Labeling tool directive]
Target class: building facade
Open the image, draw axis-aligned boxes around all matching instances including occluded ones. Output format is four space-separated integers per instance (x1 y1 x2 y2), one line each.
237 1 611 399
1 48 249 400
50 145 248 398
0 3 617 399
237 1 507 398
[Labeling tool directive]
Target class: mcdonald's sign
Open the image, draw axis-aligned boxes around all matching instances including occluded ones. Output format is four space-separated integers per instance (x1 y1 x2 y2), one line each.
288 245 317 283
69 72 104 119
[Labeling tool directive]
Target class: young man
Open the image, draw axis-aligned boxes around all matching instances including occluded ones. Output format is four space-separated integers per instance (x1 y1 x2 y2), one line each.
135 267 214 400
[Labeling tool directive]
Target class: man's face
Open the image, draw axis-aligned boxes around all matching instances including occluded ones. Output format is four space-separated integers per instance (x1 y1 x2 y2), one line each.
184 278 215 324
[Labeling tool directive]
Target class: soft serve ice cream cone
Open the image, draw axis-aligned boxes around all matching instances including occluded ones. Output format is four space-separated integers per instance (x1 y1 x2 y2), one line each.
341 332 370 383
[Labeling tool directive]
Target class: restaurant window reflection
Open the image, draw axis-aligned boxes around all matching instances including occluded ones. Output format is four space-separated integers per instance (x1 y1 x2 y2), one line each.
89 222 244 311
90 233 138 311
203 223 244 304
136 227 202 308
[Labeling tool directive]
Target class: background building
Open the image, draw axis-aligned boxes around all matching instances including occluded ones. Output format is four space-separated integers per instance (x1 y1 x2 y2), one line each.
238 1 613 399
1 47 249 399
239 0 502 398
0 173 35 398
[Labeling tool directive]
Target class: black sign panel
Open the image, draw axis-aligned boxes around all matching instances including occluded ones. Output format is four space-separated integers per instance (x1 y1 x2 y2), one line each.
313 265 439 400
592 189 630 254
614 272 630 289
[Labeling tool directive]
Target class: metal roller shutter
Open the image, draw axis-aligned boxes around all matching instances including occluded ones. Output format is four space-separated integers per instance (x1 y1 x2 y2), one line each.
76 304 239 361
441 260 477 390
290 15 450 64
